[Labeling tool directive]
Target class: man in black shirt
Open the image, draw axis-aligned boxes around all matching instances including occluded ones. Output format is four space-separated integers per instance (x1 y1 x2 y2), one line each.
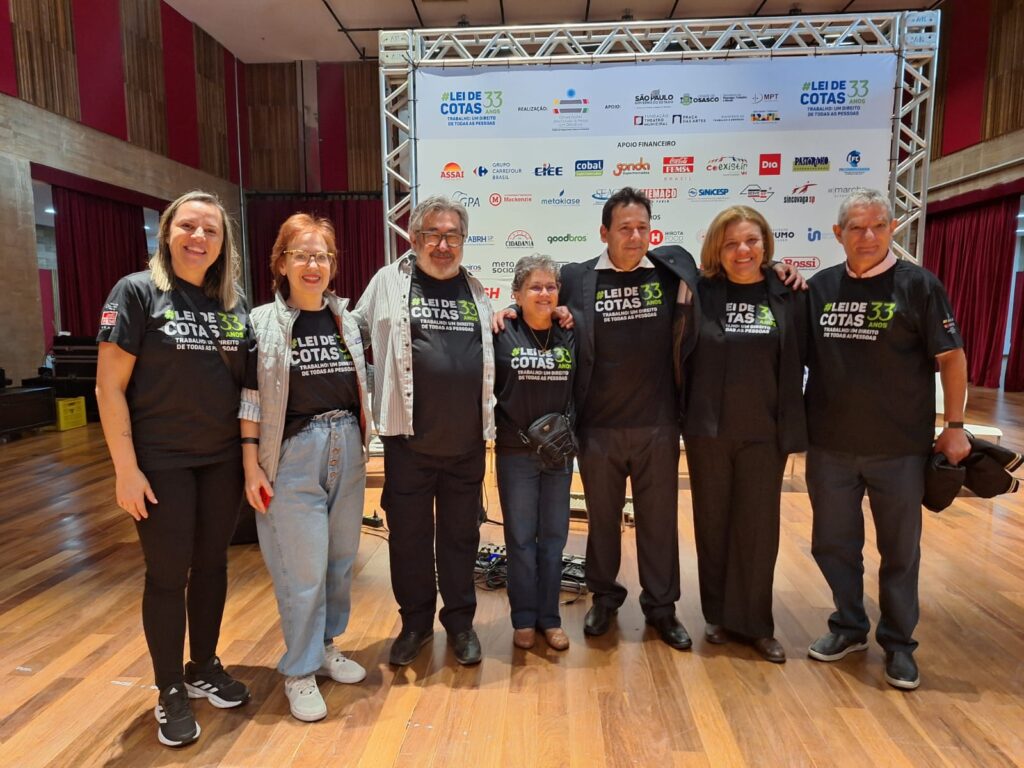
560 187 699 649
805 189 969 690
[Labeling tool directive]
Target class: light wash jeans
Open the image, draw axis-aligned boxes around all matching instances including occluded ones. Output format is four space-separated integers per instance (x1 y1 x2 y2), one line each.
256 411 366 677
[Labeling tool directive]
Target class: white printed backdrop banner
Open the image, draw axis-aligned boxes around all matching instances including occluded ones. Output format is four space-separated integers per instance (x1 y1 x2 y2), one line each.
414 54 898 303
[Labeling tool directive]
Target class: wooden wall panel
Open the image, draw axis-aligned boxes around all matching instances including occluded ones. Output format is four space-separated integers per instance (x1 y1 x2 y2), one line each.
10 0 79 120
344 62 381 192
194 27 228 179
930 10 949 161
246 63 300 191
120 0 167 155
983 0 1024 140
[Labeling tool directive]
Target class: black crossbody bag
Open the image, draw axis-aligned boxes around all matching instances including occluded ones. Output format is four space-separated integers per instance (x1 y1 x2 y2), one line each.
517 412 578 470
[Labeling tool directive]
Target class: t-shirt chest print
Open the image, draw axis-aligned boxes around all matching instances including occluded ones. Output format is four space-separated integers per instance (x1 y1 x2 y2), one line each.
818 299 897 341
410 295 479 333
508 343 573 383
160 307 245 352
724 301 776 335
291 330 354 377
595 279 664 323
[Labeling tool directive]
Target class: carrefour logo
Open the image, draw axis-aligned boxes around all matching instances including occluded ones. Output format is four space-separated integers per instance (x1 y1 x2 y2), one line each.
575 159 604 176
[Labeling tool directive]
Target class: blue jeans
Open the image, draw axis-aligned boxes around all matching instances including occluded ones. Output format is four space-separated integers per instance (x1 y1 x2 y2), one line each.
256 411 366 677
496 450 571 630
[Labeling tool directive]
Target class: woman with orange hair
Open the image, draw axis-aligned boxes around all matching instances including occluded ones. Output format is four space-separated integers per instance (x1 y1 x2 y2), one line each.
239 214 372 721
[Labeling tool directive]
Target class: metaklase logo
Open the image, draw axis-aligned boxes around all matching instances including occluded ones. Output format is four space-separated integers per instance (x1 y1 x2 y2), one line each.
452 191 480 207
575 159 604 176
782 257 820 269
793 156 830 172
547 233 588 243
663 155 695 174
541 190 582 206
753 92 779 103
635 89 675 105
679 93 719 105
506 230 535 248
840 149 870 175
649 229 665 246
706 155 748 175
688 187 730 199
741 185 774 202
535 163 564 176
612 157 651 177
441 162 464 179
751 111 780 122
783 182 817 204
759 154 781 175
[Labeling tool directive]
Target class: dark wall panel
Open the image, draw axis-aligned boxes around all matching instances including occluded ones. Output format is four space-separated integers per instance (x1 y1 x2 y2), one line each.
72 0 127 140
160 1 199 168
0 0 17 96
317 63 349 192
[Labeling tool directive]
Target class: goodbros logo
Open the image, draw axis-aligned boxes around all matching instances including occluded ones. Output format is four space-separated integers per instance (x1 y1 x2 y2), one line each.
793 156 830 172
575 159 604 176
663 156 694 174
783 182 817 204
506 230 534 248
547 233 587 243
706 155 748 175
612 157 651 176
441 162 464 179
439 90 502 127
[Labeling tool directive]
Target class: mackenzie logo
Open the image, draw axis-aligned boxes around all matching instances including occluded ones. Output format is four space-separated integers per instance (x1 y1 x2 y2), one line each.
441 162 464 179
506 230 534 248
489 193 532 206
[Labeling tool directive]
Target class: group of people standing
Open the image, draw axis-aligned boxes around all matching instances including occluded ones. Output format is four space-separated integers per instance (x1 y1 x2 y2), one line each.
96 184 968 748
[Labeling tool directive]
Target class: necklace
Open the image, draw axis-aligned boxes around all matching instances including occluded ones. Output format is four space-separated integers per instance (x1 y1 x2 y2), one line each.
527 323 552 353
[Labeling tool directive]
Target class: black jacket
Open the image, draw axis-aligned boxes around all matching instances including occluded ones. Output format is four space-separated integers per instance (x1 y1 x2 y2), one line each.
681 270 808 454
559 244 700 418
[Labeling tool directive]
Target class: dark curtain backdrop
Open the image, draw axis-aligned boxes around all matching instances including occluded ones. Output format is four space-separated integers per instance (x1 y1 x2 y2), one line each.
245 196 384 307
53 186 149 337
923 195 1019 389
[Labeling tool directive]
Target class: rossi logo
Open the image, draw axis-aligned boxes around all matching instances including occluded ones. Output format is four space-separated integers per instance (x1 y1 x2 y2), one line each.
783 257 820 269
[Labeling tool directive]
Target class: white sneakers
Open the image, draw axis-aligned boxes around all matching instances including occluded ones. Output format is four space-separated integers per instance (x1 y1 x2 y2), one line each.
285 645 366 722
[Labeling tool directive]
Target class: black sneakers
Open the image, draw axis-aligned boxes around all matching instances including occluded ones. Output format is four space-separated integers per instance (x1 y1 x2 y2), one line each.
184 656 251 708
807 632 869 662
155 684 200 747
884 651 921 690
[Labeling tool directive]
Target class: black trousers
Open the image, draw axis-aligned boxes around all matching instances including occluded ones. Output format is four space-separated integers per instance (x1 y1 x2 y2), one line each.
806 447 926 653
685 435 786 638
136 457 244 689
381 438 485 635
577 424 681 618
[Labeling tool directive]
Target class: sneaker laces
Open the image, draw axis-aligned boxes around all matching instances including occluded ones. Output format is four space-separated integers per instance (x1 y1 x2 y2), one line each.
286 674 319 697
191 656 238 692
159 685 191 720
323 646 348 666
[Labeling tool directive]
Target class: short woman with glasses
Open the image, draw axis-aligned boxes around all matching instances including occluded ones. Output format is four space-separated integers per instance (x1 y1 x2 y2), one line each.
240 214 372 722
493 254 576 651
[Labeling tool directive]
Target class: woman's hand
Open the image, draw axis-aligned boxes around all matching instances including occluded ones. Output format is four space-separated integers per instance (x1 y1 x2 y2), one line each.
116 467 157 521
245 465 274 513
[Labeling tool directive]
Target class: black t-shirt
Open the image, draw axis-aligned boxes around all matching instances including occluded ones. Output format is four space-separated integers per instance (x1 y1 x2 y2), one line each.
717 280 780 441
279 308 360 441
408 267 483 456
97 271 249 471
584 267 676 428
493 316 575 452
806 261 963 455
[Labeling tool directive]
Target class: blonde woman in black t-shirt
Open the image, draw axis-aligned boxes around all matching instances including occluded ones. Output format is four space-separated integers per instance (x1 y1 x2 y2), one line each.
681 205 808 663
97 191 251 748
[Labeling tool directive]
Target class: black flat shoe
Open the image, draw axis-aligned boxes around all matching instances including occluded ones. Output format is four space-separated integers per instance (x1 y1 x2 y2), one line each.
450 629 482 665
884 651 920 690
389 629 434 666
583 603 617 636
645 614 692 650
704 624 729 645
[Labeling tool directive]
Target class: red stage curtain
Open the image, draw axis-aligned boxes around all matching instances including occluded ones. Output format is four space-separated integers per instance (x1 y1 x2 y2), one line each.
244 196 385 307
923 195 1019 389
53 186 150 336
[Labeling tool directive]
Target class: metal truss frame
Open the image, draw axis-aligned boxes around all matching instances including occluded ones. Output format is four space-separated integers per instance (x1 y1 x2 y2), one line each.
379 11 939 264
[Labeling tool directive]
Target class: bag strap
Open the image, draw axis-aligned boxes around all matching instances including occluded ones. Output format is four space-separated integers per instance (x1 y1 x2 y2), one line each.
175 284 239 385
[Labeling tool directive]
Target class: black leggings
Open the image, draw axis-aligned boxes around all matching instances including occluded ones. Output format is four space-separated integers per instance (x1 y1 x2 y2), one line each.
135 457 243 689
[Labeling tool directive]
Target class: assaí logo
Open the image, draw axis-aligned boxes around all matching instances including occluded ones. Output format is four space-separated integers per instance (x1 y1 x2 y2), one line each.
634 89 675 106
706 155 748 175
612 157 651 177
783 182 817 204
541 190 582 206
440 162 464 179
506 230 534 248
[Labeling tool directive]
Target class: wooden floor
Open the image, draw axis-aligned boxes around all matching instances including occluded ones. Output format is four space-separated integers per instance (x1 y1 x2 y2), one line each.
2 388 1024 768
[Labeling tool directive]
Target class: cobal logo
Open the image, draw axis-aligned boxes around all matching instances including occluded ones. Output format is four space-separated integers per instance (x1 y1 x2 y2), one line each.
679 93 720 105
782 257 820 269
741 185 774 203
535 163 564 177
612 157 651 177
541 190 582 207
688 187 730 199
759 154 781 175
799 79 869 106
783 182 817 204
506 230 535 248
706 155 748 175
840 149 870 175
547 233 588 243
440 162 464 179
750 111 780 123
635 89 675 105
793 156 830 172
452 191 480 207
663 156 695 174
575 159 604 176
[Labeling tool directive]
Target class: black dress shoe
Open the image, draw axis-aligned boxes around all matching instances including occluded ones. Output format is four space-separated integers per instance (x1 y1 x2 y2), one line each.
645 614 692 650
807 632 868 662
884 651 920 690
389 629 433 666
583 603 617 636
704 623 729 645
753 637 786 663
450 629 482 665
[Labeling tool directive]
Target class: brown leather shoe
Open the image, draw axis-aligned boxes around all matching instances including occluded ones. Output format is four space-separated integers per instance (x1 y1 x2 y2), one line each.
704 624 729 644
513 628 536 649
543 627 570 651
753 637 786 663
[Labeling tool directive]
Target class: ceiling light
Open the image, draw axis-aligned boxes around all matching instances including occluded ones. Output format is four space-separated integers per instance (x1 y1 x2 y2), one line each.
45 207 55 214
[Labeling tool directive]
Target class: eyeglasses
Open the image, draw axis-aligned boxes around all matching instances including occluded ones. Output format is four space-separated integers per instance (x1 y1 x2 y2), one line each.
283 250 334 266
420 231 465 248
526 284 559 294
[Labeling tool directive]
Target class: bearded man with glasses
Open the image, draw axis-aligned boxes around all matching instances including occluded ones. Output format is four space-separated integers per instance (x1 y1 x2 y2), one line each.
352 195 495 667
